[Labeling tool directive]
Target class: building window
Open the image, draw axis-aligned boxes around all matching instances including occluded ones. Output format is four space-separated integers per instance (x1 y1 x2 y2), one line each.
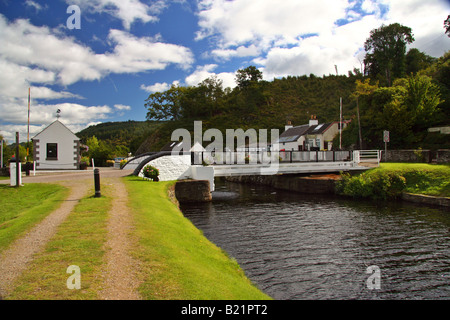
47 143 58 160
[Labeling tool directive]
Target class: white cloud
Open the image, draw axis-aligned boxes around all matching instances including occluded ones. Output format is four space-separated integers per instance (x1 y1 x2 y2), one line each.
196 0 449 80
0 102 114 142
196 0 348 49
66 0 167 30
185 64 236 89
382 0 450 57
260 14 381 78
0 13 195 142
140 82 175 93
114 104 131 111
0 14 194 86
25 0 46 12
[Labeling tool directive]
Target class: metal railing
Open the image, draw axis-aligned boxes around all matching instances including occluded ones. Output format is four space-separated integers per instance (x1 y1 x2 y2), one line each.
190 150 352 166
353 150 381 164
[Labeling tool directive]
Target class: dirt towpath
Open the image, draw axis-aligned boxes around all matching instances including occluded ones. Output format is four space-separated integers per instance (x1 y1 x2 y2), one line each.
0 180 88 298
99 177 142 300
0 168 139 299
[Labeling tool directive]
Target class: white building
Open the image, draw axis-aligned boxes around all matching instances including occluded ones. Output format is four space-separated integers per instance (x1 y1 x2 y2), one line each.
278 117 351 151
32 120 80 170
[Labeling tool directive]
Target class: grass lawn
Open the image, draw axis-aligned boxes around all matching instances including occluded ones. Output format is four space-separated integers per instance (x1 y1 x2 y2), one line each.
7 185 112 300
377 163 450 197
337 162 450 200
124 176 271 300
0 183 69 253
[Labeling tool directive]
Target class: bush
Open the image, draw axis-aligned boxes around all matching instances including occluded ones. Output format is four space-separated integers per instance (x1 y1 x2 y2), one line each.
106 160 115 167
120 159 128 168
143 165 159 181
336 171 406 200
80 156 90 169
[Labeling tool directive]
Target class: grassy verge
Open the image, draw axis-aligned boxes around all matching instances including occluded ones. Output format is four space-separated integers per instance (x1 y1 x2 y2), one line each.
337 163 450 200
124 176 271 300
7 185 112 300
0 183 69 253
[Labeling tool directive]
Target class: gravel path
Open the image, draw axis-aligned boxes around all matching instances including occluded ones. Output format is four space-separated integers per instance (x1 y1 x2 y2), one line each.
99 177 142 300
0 180 88 298
0 168 139 299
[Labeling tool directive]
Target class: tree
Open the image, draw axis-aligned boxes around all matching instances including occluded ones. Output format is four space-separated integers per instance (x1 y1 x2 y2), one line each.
145 85 185 121
406 48 436 75
445 15 450 37
351 79 379 148
364 23 415 86
235 66 263 88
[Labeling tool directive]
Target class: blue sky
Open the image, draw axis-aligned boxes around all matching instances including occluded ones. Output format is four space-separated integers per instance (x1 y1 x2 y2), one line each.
0 0 449 142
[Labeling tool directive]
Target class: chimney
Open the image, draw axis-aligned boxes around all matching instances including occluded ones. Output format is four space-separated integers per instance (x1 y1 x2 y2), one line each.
309 115 318 126
285 120 293 131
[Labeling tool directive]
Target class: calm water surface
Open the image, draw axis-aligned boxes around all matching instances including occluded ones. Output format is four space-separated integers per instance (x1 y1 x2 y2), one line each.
180 179 450 300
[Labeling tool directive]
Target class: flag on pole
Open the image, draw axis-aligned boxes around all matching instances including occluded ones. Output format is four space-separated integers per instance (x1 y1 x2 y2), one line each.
27 87 31 158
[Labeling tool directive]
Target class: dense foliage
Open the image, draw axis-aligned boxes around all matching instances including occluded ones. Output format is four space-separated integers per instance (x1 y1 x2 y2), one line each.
336 163 450 200
76 120 162 165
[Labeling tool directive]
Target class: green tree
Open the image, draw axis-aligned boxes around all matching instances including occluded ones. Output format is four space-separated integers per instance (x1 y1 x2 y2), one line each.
235 66 263 88
445 15 450 37
351 79 379 148
145 85 185 121
364 23 415 86
406 48 436 75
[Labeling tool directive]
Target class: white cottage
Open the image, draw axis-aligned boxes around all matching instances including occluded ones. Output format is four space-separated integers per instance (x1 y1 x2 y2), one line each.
32 120 80 170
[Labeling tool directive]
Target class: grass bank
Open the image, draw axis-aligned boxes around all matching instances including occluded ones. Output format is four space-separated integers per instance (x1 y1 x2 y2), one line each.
0 183 69 253
124 176 271 300
7 185 112 300
337 163 450 200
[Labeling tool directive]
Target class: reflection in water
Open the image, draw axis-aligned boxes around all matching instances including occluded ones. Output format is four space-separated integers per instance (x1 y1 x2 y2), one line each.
180 179 450 300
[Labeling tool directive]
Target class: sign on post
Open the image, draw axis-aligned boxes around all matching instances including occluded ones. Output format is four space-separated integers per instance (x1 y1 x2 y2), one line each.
383 130 390 143
383 130 389 159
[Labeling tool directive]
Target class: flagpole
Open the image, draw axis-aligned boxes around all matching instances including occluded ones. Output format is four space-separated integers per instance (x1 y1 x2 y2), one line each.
27 87 31 161
339 97 342 150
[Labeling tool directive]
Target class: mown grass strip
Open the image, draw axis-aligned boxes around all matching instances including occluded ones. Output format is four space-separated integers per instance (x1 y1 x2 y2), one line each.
6 185 112 300
379 163 450 197
337 162 450 199
124 176 271 300
0 184 69 253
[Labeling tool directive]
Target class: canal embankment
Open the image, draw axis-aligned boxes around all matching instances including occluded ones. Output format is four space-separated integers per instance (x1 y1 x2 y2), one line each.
123 176 271 300
225 163 450 207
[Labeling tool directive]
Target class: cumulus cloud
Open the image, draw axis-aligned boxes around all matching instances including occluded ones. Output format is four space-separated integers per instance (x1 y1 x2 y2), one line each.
66 0 167 30
140 81 179 93
0 12 194 141
0 14 193 86
196 0 348 49
196 0 450 79
114 104 132 111
184 64 236 89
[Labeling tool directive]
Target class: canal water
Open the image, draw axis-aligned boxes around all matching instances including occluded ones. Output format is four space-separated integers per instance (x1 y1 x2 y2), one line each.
180 179 450 300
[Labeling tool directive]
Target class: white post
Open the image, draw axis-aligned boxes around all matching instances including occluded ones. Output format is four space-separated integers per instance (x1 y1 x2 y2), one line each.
33 161 36 176
1 139 3 168
92 158 95 170
10 161 22 186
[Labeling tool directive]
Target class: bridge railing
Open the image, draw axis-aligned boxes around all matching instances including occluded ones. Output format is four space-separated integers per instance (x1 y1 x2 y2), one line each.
189 150 352 165
353 150 381 165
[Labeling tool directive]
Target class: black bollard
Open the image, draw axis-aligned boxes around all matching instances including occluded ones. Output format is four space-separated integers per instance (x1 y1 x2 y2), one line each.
94 168 101 198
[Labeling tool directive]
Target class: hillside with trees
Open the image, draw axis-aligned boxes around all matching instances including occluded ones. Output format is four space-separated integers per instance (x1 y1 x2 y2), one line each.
76 120 162 166
79 22 449 158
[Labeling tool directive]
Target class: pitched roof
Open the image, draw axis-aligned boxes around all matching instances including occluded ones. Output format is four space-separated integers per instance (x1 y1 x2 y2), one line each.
32 120 79 140
278 124 310 143
305 122 333 135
